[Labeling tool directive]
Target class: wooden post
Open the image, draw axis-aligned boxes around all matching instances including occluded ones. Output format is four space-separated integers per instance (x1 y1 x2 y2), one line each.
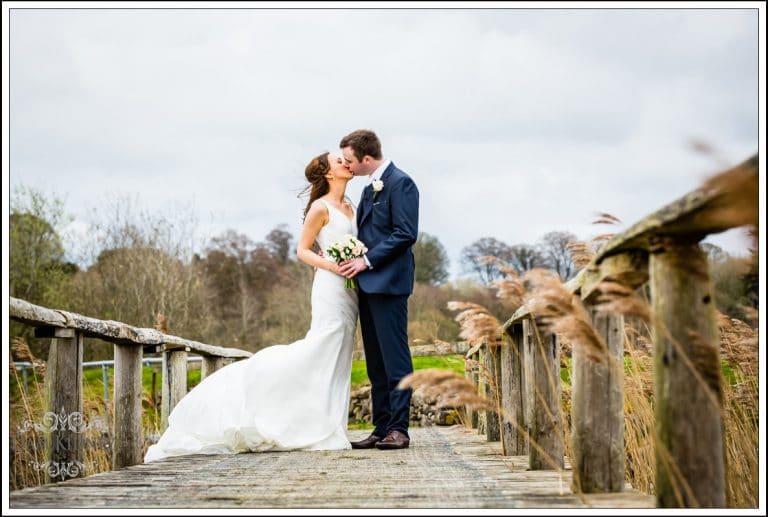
39 327 84 483
463 357 475 428
477 347 486 436
470 351 480 429
501 323 527 455
571 307 625 492
650 238 725 507
201 356 225 380
484 342 501 442
523 319 535 443
161 349 188 431
525 318 564 470
112 343 144 469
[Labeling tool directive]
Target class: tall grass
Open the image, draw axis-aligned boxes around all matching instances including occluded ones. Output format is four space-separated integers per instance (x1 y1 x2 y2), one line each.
8 339 206 491
9 338 112 490
440 261 759 508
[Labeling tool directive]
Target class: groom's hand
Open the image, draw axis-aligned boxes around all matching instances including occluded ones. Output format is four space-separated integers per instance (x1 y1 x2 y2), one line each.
339 257 367 278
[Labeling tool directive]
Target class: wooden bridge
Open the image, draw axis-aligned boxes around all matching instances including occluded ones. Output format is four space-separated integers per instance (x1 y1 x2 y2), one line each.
9 427 652 509
7 154 758 509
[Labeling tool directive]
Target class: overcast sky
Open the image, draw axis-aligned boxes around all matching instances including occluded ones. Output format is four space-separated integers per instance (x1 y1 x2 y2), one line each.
7 6 761 279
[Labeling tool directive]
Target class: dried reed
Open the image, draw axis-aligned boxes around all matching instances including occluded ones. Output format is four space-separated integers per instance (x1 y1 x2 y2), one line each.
446 301 503 345
592 280 651 324
399 368 571 478
523 268 607 363
592 212 622 225
698 155 759 230
565 241 594 269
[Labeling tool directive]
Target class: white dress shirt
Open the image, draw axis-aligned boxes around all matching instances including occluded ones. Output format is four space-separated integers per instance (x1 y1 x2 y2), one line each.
367 158 391 185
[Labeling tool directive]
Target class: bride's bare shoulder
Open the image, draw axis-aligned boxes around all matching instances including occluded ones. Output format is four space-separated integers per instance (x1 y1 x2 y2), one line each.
305 198 330 225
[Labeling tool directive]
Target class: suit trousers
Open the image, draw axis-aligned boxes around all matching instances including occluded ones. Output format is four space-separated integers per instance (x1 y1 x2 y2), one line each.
357 290 413 437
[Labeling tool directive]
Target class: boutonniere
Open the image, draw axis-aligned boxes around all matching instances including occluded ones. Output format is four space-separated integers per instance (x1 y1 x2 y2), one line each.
372 179 384 200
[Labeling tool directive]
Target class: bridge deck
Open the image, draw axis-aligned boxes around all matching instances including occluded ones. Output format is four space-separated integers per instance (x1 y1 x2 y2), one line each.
10 426 654 509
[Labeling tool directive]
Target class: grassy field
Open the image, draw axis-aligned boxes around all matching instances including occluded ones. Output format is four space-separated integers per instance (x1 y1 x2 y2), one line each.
10 354 467 467
351 355 465 388
13 354 467 410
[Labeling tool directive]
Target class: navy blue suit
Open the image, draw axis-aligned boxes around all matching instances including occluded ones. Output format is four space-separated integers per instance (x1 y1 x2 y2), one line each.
356 162 419 437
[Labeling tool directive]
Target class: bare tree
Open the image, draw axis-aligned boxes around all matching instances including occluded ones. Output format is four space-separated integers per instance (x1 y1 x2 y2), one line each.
265 224 293 264
67 198 215 359
460 237 513 285
202 230 263 349
508 244 547 274
538 231 578 280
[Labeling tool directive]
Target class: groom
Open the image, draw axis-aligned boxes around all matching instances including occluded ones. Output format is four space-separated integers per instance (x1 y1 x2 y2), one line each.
338 129 419 450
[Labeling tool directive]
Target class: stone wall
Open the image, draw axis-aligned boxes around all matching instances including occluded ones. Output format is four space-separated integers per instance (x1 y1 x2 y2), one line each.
348 385 459 427
352 342 470 360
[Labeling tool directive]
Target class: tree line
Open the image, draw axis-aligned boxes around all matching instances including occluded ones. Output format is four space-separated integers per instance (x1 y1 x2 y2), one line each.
9 186 758 361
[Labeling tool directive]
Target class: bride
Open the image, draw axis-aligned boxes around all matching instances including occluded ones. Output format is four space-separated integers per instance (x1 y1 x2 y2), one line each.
144 152 358 462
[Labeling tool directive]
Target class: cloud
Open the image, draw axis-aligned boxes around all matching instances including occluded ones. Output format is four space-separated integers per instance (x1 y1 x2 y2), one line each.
8 7 759 278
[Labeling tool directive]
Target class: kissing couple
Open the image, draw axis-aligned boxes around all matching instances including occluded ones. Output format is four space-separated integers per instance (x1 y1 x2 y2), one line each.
145 129 419 462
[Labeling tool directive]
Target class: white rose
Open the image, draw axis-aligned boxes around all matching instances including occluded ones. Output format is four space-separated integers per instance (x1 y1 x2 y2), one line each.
372 179 384 192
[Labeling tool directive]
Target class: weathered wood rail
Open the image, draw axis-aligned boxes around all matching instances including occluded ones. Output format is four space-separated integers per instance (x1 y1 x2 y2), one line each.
464 154 758 508
9 297 252 480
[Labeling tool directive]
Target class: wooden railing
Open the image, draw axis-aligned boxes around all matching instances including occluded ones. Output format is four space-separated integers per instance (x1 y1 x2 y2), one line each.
9 297 252 482
465 154 758 507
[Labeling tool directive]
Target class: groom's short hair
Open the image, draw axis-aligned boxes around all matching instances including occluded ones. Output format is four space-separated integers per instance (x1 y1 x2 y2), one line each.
340 129 382 161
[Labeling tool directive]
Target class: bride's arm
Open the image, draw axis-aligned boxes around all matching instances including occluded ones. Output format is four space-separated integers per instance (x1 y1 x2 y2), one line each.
296 202 342 274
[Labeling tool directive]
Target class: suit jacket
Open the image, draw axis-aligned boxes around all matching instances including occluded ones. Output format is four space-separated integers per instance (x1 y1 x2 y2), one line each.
356 162 419 295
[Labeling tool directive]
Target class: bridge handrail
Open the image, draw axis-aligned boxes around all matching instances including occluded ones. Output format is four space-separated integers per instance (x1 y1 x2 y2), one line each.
10 296 252 359
502 153 758 329
478 153 758 504
10 296 254 476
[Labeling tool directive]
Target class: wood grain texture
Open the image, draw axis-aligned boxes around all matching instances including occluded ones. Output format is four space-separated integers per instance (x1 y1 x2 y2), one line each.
571 308 625 493
161 350 188 432
525 319 564 471
10 426 654 509
43 330 84 483
650 239 725 507
501 323 527 455
484 343 501 442
11 297 251 359
113 344 144 469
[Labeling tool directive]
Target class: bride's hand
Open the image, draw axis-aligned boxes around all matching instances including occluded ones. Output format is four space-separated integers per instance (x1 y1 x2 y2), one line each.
327 262 342 275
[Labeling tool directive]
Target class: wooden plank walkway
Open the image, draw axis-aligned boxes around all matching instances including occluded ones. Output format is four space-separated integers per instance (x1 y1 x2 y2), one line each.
10 426 654 509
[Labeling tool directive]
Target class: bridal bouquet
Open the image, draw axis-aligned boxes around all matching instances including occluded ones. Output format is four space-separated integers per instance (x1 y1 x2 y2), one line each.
326 234 368 288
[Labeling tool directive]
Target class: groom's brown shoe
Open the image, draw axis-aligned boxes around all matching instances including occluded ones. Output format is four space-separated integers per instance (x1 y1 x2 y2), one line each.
350 433 383 449
375 430 410 450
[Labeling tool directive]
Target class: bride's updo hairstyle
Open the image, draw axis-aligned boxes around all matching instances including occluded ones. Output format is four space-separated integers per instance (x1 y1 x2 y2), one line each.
302 152 331 220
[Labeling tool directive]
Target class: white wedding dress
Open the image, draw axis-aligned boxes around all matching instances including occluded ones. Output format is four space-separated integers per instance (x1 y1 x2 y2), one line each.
144 200 359 462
